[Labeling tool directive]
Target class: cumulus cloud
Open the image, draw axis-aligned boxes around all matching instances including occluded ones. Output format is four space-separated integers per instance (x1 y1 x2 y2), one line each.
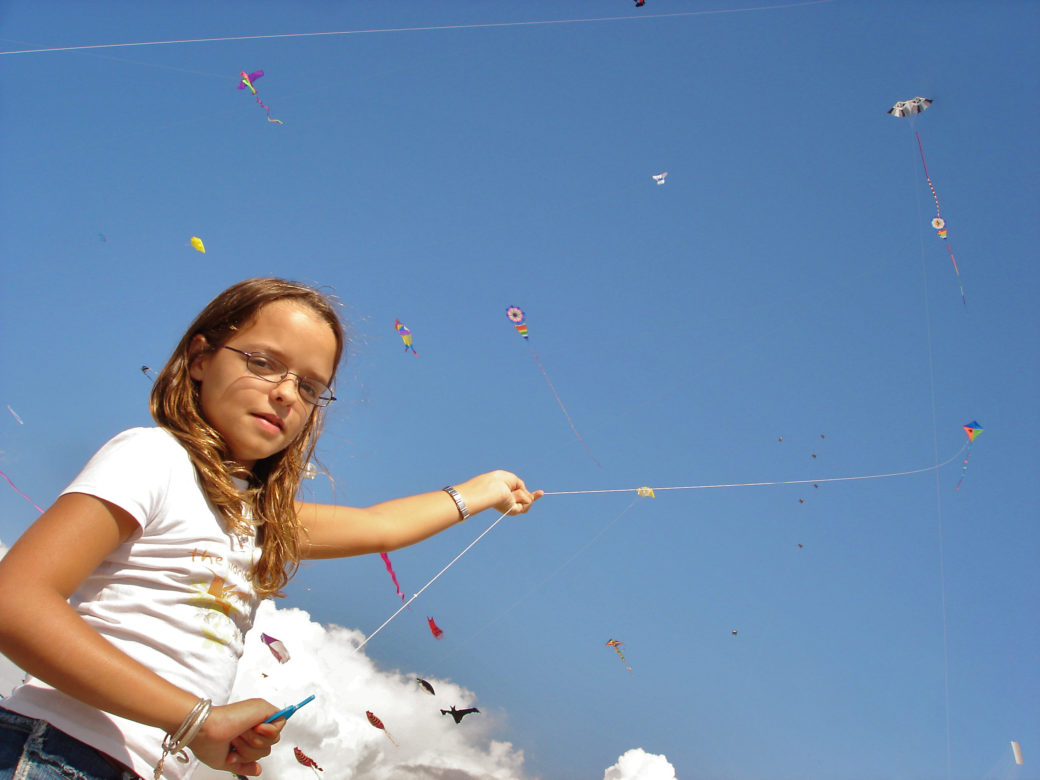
194 600 532 780
604 748 678 780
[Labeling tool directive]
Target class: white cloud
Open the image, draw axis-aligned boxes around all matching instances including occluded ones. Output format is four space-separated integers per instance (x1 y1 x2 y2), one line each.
193 600 532 780
603 748 677 780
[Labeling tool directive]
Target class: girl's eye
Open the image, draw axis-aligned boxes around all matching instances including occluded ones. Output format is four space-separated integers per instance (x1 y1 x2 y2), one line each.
297 380 320 401
250 355 276 371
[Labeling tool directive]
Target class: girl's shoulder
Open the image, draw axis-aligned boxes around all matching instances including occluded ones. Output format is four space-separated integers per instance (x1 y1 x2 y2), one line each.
81 427 191 479
103 426 181 451
65 427 197 526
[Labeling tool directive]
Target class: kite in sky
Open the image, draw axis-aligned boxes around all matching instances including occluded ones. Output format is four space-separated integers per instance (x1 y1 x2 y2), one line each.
634 0 646 6
956 421 983 490
379 552 406 602
366 710 399 746
140 366 156 381
441 705 480 724
636 486 655 498
7 405 23 425
189 236 205 253
1012 740 1024 765
606 638 632 672
293 747 323 774
417 678 436 695
393 319 418 355
238 70 283 124
260 632 290 663
887 96 932 117
651 171 667 185
427 616 444 639
506 306 600 466
506 306 528 340
888 97 966 305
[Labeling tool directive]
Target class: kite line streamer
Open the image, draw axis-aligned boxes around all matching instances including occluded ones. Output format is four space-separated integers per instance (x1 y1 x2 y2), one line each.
888 97 966 306
915 131 965 306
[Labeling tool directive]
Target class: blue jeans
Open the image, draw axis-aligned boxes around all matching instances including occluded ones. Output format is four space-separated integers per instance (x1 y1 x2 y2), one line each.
0 708 140 780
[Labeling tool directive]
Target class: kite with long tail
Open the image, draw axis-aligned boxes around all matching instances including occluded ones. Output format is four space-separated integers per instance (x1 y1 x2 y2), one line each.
366 710 399 746
888 97 965 305
238 70 283 124
506 306 600 466
955 421 983 490
293 747 323 775
916 131 966 306
606 638 633 672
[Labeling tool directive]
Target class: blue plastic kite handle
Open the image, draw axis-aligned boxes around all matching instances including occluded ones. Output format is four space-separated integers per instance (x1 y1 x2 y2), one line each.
263 694 315 723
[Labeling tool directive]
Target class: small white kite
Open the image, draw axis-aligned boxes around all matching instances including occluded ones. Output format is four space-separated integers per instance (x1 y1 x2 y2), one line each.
651 172 668 185
887 97 932 117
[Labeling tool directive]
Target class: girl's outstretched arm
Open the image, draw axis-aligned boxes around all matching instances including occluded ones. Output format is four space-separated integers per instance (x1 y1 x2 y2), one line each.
297 470 542 559
0 493 283 774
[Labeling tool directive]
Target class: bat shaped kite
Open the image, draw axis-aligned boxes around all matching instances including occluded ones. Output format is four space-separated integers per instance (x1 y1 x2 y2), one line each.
441 705 480 724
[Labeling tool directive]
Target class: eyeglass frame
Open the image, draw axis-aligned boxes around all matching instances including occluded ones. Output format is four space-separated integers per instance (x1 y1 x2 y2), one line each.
221 346 337 407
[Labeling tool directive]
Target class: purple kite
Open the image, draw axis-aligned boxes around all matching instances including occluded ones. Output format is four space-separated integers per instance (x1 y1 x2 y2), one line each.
238 70 283 124
260 632 290 663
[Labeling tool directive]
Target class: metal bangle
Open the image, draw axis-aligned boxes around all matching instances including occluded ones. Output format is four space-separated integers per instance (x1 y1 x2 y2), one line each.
154 698 212 779
442 486 470 522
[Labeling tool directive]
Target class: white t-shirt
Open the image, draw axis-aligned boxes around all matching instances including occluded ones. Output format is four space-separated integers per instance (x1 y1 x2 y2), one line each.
3 427 262 779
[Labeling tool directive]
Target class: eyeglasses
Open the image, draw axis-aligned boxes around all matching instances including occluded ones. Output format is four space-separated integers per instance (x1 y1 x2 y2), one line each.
222 346 336 407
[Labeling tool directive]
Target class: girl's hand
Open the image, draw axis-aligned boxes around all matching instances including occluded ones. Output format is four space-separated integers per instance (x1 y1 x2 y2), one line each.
188 699 284 776
458 470 543 516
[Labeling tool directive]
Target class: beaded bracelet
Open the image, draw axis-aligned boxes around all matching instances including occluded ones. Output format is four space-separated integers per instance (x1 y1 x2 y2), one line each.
154 698 212 779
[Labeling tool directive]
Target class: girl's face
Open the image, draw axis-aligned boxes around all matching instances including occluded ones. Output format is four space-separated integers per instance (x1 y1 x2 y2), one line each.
189 300 338 469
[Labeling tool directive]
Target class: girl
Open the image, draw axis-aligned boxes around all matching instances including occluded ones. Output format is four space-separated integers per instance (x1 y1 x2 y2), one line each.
0 278 541 779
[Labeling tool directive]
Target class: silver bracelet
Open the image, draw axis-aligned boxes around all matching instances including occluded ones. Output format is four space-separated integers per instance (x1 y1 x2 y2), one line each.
154 698 212 779
442 486 470 522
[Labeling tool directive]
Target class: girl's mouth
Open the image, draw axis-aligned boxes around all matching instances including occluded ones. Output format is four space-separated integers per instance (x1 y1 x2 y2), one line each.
253 413 284 433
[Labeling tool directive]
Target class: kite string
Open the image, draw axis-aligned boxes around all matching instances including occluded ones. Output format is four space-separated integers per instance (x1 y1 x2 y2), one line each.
544 447 966 496
528 346 600 467
916 131 942 220
0 470 44 514
354 509 512 653
0 1 833 56
911 128 953 779
357 447 966 650
916 130 966 305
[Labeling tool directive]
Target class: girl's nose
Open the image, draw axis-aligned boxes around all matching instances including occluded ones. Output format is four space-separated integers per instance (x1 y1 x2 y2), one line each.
271 375 300 405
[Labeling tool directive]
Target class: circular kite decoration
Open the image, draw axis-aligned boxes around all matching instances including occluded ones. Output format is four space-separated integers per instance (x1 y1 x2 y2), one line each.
931 217 946 230
506 306 525 324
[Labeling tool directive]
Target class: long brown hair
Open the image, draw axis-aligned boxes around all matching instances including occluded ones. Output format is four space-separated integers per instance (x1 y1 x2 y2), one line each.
150 278 346 597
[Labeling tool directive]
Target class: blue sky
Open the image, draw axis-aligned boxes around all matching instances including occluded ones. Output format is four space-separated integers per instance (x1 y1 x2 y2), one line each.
1 2 1037 778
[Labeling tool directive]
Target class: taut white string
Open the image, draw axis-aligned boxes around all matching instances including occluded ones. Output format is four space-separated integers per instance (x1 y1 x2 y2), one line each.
355 445 965 650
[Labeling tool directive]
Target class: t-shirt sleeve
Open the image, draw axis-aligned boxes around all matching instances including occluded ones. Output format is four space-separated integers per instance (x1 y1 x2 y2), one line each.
60 427 179 530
